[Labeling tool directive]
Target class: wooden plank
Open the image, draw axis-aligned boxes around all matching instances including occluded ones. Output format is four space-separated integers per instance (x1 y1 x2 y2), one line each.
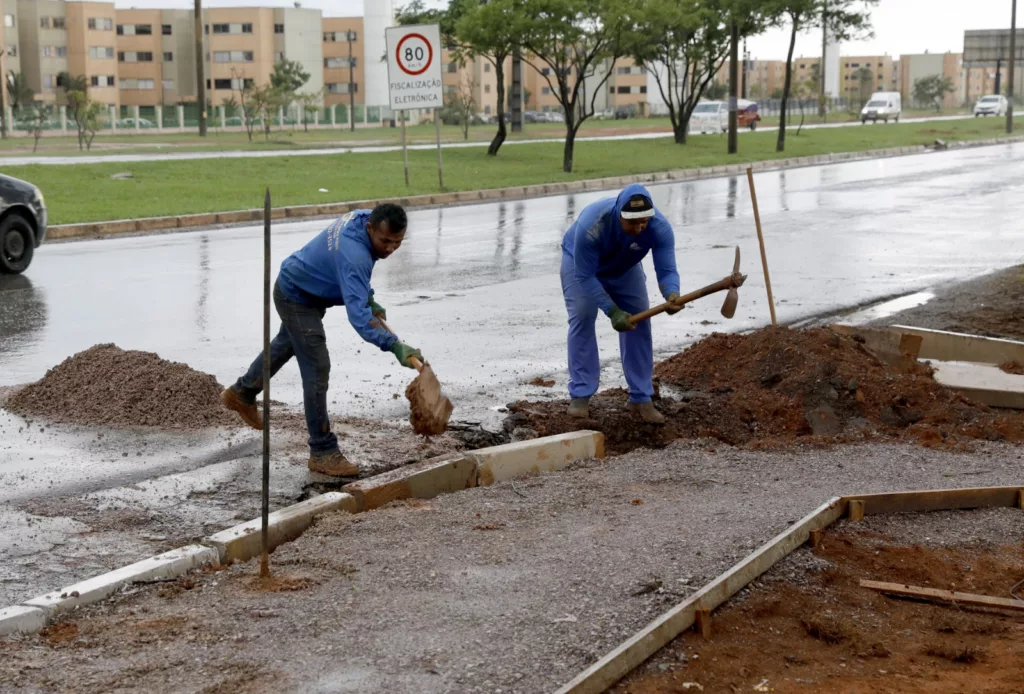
695 609 712 640
841 486 1023 516
1018 490 1024 510
848 500 865 521
891 324 1024 365
861 580 1024 613
829 324 922 367
552 497 847 694
808 530 823 548
930 361 1024 410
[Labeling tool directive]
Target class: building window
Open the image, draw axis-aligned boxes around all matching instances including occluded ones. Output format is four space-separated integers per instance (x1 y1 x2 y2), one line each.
212 24 229 34
6 45 15 57
44 75 54 89
42 46 52 57
275 23 285 34
617 86 630 94
617 67 631 75
118 51 154 63
164 52 174 62
324 32 335 42
89 17 114 31
4 14 14 28
56 47 67 58
54 17 67 30
541 86 551 95
120 78 154 90
212 23 252 35
484 63 491 72
242 23 253 34
40 18 51 30
163 79 174 90
213 51 254 63
327 83 358 94
799 63 805 69
348 31 357 41
484 84 491 93
137 24 152 35
162 24 172 36
325 57 356 69
90 75 116 87
640 85 647 94
541 68 551 76
446 63 457 73
89 46 115 59
212 78 254 90
485 104 492 114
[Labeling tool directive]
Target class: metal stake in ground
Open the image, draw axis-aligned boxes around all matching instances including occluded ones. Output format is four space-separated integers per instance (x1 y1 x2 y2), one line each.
746 167 777 326
401 111 410 186
260 187 271 578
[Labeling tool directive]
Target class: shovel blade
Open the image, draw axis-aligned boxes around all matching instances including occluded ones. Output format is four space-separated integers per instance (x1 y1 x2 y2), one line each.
406 364 454 436
721 287 739 319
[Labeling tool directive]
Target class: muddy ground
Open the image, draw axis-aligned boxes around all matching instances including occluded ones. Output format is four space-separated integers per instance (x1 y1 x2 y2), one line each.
508 326 1024 455
870 264 1024 342
615 509 1024 694
0 441 1021 694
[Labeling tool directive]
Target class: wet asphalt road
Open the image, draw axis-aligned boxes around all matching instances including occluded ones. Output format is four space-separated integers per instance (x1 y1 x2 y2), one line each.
2 142 1024 502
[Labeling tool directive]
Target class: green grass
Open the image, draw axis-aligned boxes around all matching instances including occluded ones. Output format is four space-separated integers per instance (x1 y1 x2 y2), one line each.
11 117 1014 225
757 107 971 127
0 119 671 157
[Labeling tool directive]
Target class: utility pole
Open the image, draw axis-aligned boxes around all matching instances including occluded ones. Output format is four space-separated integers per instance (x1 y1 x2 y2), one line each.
741 40 748 100
510 52 523 133
0 5 7 140
1009 0 1018 133
195 0 207 137
728 20 739 154
819 0 827 117
347 30 355 132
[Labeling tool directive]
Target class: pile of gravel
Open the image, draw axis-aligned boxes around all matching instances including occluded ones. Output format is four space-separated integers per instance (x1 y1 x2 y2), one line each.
5 344 236 429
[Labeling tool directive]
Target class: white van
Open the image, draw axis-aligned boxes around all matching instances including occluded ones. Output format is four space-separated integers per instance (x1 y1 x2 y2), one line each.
689 100 760 134
860 92 902 123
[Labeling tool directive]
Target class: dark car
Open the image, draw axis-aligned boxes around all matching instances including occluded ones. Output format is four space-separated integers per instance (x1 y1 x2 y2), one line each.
0 173 47 274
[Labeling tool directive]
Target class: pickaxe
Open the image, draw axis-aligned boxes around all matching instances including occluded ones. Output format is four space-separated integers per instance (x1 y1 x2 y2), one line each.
628 246 747 325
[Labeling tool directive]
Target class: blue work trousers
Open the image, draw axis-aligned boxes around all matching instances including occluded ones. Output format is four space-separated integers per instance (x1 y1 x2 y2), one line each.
234 282 338 455
560 252 653 403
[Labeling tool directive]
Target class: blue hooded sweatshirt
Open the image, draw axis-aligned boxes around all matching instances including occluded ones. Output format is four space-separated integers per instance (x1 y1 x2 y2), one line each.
561 183 681 314
277 210 397 352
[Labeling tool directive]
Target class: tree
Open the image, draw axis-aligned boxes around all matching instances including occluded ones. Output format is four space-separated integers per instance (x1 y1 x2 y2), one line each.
854 66 874 109
523 87 533 108
297 90 323 132
221 95 239 128
705 81 729 100
913 75 955 111
519 0 630 172
58 72 92 150
270 58 311 128
81 102 104 150
440 72 478 139
231 70 259 142
772 0 876 153
625 0 734 146
27 104 52 153
6 72 34 113
454 0 519 156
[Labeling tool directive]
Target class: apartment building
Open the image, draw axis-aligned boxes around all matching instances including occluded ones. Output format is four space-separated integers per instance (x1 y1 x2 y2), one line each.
70 2 121 107
15 0 74 104
322 17 363 107
607 57 647 114
898 52 963 108
840 55 899 102
1 2 21 81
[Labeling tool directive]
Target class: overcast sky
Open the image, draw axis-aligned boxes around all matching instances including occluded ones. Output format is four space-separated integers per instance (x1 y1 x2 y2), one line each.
111 0 1016 60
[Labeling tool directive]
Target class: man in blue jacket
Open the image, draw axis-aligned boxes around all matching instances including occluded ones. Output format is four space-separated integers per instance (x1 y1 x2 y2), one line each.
561 183 682 424
221 203 423 477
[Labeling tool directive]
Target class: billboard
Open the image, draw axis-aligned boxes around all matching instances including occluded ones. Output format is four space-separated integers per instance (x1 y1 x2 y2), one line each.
963 29 1024 66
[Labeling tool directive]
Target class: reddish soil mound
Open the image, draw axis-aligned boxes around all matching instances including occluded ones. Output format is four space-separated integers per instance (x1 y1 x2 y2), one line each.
507 327 1024 454
6 343 237 429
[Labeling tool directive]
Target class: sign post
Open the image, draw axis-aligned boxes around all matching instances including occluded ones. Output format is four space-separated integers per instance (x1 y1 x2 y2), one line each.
386 24 444 189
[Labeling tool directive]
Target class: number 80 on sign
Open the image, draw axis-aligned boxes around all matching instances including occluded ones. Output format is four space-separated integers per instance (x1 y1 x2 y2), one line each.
396 33 433 76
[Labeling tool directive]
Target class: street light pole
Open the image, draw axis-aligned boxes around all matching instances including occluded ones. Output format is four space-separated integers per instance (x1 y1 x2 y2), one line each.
348 31 356 132
1009 0 1018 133
194 0 207 137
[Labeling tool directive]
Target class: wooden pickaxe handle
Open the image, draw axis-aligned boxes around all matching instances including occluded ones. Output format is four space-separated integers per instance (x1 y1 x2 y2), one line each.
628 273 745 325
376 317 424 372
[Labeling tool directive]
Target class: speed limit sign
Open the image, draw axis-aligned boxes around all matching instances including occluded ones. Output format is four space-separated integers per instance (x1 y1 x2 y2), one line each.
386 24 443 110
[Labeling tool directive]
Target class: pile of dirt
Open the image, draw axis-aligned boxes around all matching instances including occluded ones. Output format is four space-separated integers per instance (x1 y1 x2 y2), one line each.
506 326 1024 454
5 343 237 429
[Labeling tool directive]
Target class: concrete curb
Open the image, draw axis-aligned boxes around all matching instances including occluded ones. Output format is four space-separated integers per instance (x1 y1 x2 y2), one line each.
48 135 1024 242
469 431 606 486
343 453 477 512
205 492 359 564
0 605 49 637
23 544 220 618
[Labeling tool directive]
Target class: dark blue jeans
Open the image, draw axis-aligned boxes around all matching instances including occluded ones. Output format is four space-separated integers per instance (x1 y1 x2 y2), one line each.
234 282 338 455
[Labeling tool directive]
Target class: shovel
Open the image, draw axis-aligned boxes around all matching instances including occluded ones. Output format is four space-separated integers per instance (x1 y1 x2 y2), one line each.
378 318 454 436
628 246 747 326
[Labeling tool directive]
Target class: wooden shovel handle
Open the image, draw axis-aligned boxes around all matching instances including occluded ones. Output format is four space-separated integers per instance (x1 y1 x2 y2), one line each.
376 317 425 373
628 274 745 326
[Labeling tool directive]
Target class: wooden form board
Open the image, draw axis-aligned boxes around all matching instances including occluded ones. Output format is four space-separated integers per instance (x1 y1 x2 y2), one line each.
552 497 847 694
861 580 1024 613
890 324 1024 365
929 361 1024 410
554 486 1023 694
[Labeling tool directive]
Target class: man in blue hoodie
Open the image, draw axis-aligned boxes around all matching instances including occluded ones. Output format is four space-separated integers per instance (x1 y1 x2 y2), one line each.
561 184 682 424
221 203 423 477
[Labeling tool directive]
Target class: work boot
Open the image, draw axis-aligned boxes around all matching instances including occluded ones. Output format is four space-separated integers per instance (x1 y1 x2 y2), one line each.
629 401 666 425
221 387 263 430
308 451 360 478
567 397 591 419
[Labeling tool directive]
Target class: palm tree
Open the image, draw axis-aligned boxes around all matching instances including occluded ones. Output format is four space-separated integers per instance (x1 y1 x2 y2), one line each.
6 71 35 112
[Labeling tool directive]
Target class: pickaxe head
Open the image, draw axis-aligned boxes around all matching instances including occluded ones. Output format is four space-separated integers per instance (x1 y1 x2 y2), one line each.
720 246 747 319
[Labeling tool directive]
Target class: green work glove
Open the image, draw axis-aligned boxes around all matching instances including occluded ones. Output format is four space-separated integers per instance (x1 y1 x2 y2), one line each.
607 306 634 333
390 341 423 369
665 292 684 316
367 296 387 320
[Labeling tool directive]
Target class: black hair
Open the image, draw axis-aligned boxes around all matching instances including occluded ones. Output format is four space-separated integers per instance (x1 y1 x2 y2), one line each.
369 203 407 233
